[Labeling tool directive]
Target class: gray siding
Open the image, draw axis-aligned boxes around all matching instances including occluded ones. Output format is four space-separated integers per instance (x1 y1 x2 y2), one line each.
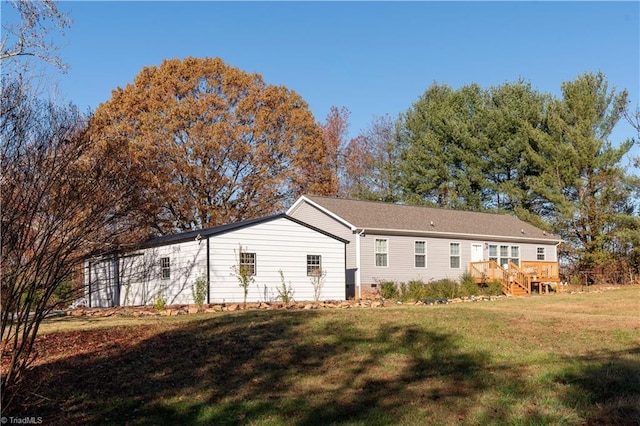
288 201 357 283
360 233 558 285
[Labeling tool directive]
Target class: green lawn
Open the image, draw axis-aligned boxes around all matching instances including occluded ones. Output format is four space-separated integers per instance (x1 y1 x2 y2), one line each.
21 288 640 425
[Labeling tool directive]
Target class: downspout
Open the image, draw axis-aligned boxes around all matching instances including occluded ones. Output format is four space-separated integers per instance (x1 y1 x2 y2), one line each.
87 260 92 308
206 237 211 304
355 229 364 300
114 254 120 307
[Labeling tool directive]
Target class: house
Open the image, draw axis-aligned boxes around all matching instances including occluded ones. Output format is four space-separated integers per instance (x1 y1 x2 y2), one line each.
287 195 562 298
85 214 348 307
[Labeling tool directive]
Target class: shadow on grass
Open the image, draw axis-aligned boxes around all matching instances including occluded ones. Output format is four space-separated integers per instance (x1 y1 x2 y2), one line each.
553 348 640 425
20 310 501 425
17 309 640 425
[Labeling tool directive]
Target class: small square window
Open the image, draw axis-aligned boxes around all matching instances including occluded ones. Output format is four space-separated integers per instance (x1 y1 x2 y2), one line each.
240 252 256 276
307 255 322 276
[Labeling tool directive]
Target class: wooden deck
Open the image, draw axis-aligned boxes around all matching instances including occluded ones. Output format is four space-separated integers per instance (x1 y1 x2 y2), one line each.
469 260 561 296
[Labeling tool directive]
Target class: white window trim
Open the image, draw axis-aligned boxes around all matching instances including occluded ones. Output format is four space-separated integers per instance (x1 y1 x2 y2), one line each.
160 256 171 280
449 242 461 269
374 238 389 268
307 254 322 276
414 240 426 268
537 247 546 261
240 252 257 276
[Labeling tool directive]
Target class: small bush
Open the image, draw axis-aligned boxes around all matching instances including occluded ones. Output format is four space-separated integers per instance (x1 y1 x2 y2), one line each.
401 279 429 302
479 280 504 296
460 272 480 297
277 270 295 304
191 275 208 312
153 291 167 312
379 281 399 299
398 282 408 299
428 279 461 299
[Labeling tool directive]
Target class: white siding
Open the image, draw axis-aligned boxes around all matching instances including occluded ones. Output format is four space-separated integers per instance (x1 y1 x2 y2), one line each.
209 217 345 303
85 216 346 307
85 258 118 307
85 240 207 307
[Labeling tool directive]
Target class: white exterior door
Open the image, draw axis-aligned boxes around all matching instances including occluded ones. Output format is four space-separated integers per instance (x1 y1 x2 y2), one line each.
471 244 484 263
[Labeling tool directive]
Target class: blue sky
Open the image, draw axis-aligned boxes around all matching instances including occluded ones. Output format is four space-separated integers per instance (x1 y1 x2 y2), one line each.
4 1 640 163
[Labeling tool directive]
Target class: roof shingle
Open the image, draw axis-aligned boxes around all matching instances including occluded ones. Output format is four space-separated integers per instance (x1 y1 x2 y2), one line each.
304 196 561 242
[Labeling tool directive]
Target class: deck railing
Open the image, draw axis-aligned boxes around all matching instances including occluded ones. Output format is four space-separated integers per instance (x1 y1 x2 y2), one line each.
469 260 560 295
520 261 560 283
469 260 509 294
508 261 531 294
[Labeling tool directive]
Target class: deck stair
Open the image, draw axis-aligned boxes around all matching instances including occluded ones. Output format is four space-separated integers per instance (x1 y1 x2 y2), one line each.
469 260 560 296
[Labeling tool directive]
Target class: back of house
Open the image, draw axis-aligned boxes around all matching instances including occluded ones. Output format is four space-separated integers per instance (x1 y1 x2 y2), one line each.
287 195 562 298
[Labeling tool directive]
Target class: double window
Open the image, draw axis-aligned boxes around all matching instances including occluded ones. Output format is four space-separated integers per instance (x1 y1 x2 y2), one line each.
537 247 546 261
415 241 426 268
375 239 388 267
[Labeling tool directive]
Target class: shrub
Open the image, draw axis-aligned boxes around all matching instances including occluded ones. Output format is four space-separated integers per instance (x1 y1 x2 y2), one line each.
153 291 167 311
309 268 326 301
398 282 408 299
277 270 295 304
401 279 429 302
379 280 399 299
428 278 461 299
191 275 207 312
460 272 479 297
479 280 504 296
231 244 255 307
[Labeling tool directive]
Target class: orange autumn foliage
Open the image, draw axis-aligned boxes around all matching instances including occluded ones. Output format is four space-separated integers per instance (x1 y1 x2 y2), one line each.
90 57 332 234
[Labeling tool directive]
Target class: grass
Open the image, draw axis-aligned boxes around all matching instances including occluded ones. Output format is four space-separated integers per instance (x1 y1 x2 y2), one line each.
12 288 640 425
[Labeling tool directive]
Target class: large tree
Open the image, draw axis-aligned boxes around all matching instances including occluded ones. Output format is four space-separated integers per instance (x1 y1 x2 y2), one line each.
320 105 350 196
528 72 638 271
396 83 487 209
90 57 331 234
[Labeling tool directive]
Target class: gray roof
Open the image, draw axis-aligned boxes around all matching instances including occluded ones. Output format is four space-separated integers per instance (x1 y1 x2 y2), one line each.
303 196 561 243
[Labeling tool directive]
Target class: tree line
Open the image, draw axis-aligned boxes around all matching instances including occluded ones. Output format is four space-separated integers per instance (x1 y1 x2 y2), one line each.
330 75 639 284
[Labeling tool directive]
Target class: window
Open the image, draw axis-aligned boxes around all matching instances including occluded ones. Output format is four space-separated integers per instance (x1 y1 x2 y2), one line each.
510 246 520 266
495 245 520 267
160 257 170 280
499 245 509 267
375 239 388 267
450 243 461 269
415 241 426 268
489 244 498 263
240 252 256 276
307 255 322 276
537 247 546 261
